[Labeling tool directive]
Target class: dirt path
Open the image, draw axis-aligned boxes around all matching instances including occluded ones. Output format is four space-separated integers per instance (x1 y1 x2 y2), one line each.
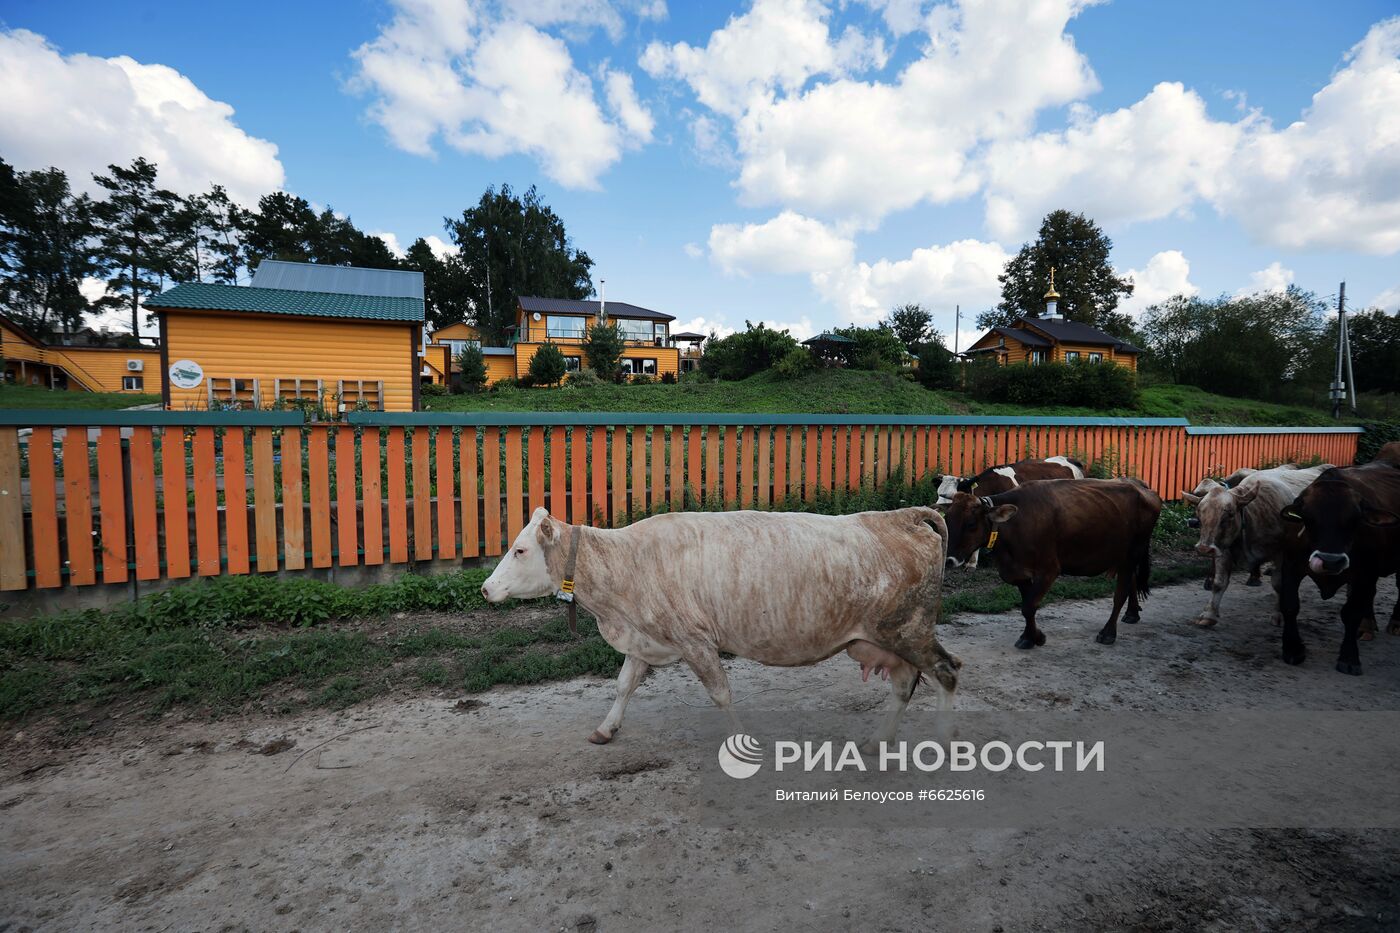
4 576 1399 932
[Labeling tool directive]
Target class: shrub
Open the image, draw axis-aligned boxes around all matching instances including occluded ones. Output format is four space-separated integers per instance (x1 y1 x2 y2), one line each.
582 322 626 381
456 345 487 393
630 373 656 385
660 371 677 385
421 382 449 397
915 341 958 390
833 325 907 371
490 376 522 391
1357 421 1400 464
700 322 800 380
565 367 602 388
527 342 568 386
774 347 816 380
966 359 1140 410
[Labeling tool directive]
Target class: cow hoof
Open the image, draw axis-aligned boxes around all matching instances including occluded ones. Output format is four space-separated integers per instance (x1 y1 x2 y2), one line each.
1202 579 1213 591
1124 612 1140 625
1014 635 1041 650
1246 577 1263 587
588 730 614 745
1095 631 1116 646
1193 615 1219 627
1335 660 1363 676
1282 644 1306 666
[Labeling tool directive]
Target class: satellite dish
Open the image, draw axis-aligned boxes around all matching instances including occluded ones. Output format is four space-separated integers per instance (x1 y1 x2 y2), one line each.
532 311 542 321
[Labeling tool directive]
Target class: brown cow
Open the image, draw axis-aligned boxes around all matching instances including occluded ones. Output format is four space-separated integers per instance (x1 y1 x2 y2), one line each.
480 507 961 752
943 478 1162 649
937 457 1086 570
1276 450 1400 675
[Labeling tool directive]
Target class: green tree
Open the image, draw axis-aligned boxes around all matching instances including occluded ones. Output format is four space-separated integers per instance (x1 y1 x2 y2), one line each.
915 335 958 390
1324 308 1400 395
982 210 1135 338
238 192 400 271
700 322 800 380
581 321 625 381
445 184 593 344
456 345 487 393
404 237 473 330
886 303 932 349
167 185 244 285
833 324 908 371
0 161 100 336
91 157 180 337
527 342 569 386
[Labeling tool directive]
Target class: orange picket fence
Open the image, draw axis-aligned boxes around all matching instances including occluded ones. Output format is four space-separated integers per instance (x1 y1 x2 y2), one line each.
0 411 1363 593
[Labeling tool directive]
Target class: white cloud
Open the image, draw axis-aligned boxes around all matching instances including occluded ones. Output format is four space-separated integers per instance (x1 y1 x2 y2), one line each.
351 1 653 188
982 82 1241 240
1216 18 1400 254
815 238 1011 325
649 0 1101 226
1236 261 1295 296
682 242 704 259
424 235 459 259
641 0 887 119
372 231 406 258
1371 285 1400 312
1117 249 1198 316
708 211 855 276
0 28 284 205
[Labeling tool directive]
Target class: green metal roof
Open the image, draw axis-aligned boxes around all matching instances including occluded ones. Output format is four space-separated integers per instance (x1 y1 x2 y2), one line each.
145 282 424 322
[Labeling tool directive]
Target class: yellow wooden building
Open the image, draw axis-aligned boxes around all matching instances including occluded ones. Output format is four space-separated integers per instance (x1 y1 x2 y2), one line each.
426 296 682 387
1 315 161 393
965 316 1141 371
146 261 425 412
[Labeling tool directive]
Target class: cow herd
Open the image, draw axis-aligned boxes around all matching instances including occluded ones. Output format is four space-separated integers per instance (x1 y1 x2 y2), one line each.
480 441 1400 750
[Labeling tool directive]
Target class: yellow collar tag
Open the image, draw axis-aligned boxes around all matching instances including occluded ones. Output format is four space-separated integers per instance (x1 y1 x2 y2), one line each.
987 530 999 550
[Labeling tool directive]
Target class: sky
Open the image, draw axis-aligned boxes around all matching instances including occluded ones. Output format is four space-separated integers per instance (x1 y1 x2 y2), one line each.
1 0 1398 346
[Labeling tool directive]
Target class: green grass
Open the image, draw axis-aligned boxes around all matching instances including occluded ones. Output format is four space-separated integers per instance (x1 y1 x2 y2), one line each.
0 384 160 410
428 369 1338 426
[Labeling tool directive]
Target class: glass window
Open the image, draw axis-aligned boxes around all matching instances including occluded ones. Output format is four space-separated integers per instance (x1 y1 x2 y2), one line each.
654 322 668 342
620 358 636 375
1065 351 1080 363
563 355 581 372
1029 349 1047 364
122 375 144 390
1088 352 1103 364
616 319 652 342
641 358 657 375
547 315 587 339
443 339 479 355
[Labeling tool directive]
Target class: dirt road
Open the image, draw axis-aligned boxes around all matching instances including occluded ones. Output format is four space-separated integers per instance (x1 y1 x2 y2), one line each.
4 575 1399 932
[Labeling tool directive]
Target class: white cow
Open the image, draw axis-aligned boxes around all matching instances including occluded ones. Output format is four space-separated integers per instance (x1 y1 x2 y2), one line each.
481 507 961 753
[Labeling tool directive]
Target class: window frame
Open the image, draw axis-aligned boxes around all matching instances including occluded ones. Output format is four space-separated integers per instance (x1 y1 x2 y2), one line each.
122 374 144 391
616 318 653 342
562 355 582 373
1088 352 1103 364
1064 350 1080 363
1028 349 1047 365
546 315 587 340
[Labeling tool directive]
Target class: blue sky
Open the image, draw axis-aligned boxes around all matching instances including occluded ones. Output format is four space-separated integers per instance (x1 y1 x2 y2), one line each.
2 0 1398 344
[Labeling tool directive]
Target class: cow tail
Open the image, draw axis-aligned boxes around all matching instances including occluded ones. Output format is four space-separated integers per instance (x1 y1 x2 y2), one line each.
913 506 947 546
1135 542 1152 601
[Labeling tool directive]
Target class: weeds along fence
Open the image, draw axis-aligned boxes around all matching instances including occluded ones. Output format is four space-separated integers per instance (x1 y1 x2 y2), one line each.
0 410 1363 593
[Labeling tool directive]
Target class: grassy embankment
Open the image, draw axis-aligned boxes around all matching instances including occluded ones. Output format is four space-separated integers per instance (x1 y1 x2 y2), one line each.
427 369 1337 426
0 385 160 410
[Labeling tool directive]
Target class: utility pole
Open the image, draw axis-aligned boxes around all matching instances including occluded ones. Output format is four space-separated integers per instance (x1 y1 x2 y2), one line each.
1331 281 1357 419
953 305 961 355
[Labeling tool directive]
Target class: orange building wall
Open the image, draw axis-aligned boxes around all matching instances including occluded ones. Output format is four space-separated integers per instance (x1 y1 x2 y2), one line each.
2 321 159 392
161 310 418 411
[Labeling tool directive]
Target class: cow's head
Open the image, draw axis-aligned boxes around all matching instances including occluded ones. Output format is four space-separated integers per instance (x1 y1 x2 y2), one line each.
943 492 1017 567
481 507 565 602
935 474 962 505
1281 475 1398 576
1181 480 1257 557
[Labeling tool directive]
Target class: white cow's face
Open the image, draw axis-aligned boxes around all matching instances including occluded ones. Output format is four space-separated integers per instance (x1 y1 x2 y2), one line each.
481 507 558 602
936 475 962 505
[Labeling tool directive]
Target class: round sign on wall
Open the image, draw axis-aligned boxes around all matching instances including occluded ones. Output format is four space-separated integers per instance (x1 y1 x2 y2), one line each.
169 359 204 389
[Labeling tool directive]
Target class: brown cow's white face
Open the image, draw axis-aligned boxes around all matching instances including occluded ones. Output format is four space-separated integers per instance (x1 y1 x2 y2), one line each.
936 475 962 505
481 507 559 602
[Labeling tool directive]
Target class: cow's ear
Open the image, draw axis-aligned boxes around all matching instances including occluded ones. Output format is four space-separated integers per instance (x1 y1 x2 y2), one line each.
536 517 559 546
989 504 1018 524
531 505 550 525
1232 484 1258 506
1361 504 1399 527
1181 491 1201 506
1280 498 1305 523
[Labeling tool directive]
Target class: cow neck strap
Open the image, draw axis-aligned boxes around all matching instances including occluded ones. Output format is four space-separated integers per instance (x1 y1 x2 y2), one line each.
557 525 583 635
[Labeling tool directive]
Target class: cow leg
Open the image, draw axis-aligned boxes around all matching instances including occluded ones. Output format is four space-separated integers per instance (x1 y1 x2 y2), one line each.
682 646 742 733
1389 598 1400 637
1279 565 1307 666
1336 577 1376 676
1246 559 1264 587
588 655 650 745
1203 555 1214 592
1097 564 1134 646
1269 563 1285 627
850 647 920 756
1195 549 1234 627
967 549 979 570
1015 578 1051 649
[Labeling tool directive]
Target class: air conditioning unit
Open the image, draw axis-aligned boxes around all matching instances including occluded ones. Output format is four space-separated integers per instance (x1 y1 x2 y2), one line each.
126 359 144 372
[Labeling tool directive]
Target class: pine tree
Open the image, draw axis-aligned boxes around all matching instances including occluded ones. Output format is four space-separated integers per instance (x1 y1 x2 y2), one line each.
91 158 179 336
